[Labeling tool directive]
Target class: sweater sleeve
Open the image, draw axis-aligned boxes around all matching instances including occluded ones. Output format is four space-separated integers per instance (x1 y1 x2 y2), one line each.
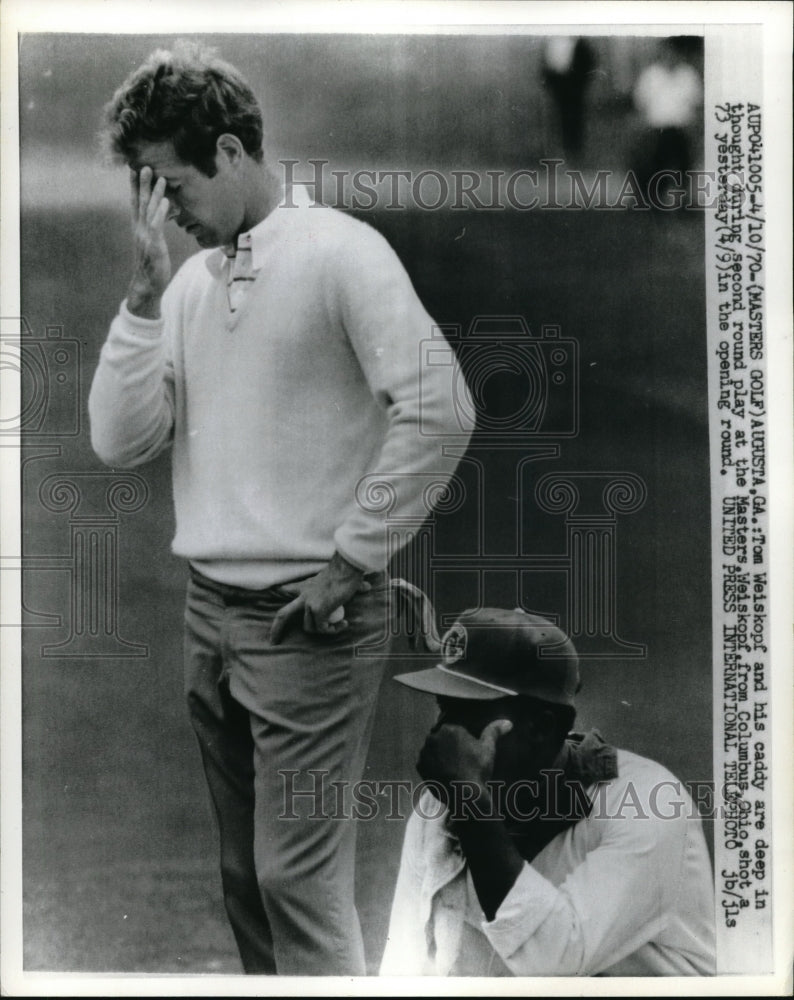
328 221 470 572
88 286 178 469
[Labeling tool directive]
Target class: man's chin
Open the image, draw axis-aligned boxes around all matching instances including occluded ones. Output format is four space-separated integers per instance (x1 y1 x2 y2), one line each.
182 225 219 248
193 231 220 248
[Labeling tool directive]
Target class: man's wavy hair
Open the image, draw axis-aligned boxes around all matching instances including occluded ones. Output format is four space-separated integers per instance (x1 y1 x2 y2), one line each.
101 41 264 175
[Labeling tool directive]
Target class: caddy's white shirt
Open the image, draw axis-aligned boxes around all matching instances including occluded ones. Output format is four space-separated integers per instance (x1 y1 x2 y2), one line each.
380 748 715 977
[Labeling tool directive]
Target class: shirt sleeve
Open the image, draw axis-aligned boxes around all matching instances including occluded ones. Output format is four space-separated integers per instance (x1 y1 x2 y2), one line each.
325 219 470 572
633 66 656 116
88 279 180 468
379 811 435 977
481 780 691 975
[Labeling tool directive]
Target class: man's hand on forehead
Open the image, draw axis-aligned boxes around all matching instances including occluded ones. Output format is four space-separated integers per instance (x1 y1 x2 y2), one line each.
130 164 168 206
126 165 172 319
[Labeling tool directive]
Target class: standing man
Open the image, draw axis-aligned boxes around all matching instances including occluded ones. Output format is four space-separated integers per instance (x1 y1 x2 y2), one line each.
89 41 466 976
541 37 597 164
632 37 703 209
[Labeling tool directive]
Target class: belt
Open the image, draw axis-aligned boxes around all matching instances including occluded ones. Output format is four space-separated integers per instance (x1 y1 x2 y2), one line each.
189 563 388 604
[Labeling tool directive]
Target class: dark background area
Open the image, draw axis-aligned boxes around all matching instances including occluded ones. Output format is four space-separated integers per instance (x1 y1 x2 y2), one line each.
18 33 710 975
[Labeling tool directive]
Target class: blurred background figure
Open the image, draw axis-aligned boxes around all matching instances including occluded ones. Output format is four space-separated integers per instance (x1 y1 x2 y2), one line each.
632 36 703 208
541 36 597 164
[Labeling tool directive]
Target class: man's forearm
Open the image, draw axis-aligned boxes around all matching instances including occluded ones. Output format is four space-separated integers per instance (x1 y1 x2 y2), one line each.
327 549 366 582
450 795 525 921
88 306 174 467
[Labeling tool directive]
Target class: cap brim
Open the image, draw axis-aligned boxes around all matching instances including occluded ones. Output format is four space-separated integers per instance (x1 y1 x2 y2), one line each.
393 665 509 700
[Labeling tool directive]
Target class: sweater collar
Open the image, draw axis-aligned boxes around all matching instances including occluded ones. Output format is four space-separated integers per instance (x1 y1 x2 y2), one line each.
205 184 315 277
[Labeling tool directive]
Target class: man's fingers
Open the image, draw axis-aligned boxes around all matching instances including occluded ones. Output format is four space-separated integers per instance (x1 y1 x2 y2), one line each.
480 718 513 752
129 169 139 220
301 605 346 632
270 595 305 645
138 166 152 221
271 596 348 642
302 603 317 635
319 617 348 634
309 606 348 635
146 177 167 226
152 194 170 231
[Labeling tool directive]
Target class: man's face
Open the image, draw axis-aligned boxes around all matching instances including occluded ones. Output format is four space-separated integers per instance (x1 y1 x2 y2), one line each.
434 695 515 738
433 695 558 783
434 695 529 779
130 139 245 249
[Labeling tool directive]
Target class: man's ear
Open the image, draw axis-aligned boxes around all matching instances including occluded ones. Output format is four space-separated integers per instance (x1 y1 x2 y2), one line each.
216 133 244 168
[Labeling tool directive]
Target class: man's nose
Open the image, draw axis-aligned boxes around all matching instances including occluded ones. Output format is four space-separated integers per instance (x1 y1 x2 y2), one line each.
167 201 180 222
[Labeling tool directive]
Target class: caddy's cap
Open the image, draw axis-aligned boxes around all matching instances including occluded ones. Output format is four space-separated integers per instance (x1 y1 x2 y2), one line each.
394 608 580 705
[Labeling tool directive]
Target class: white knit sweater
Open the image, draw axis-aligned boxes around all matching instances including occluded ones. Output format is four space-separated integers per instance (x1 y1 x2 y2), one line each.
89 188 466 587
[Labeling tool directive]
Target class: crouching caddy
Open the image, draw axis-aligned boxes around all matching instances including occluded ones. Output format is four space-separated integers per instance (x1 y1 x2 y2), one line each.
381 608 716 976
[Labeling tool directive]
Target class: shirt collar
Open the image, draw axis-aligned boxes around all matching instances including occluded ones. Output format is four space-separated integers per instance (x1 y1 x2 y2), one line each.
205 184 315 277
556 729 619 786
439 729 618 845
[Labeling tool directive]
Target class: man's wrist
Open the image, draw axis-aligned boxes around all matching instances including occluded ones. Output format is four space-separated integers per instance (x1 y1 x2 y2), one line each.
329 550 366 580
447 785 496 825
126 284 162 320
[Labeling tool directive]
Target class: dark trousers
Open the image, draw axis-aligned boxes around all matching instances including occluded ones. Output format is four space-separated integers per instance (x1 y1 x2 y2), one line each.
183 567 390 974
635 126 693 208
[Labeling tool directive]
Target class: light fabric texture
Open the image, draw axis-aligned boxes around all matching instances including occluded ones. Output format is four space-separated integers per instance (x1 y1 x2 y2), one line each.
89 186 465 587
380 748 716 977
184 567 390 975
